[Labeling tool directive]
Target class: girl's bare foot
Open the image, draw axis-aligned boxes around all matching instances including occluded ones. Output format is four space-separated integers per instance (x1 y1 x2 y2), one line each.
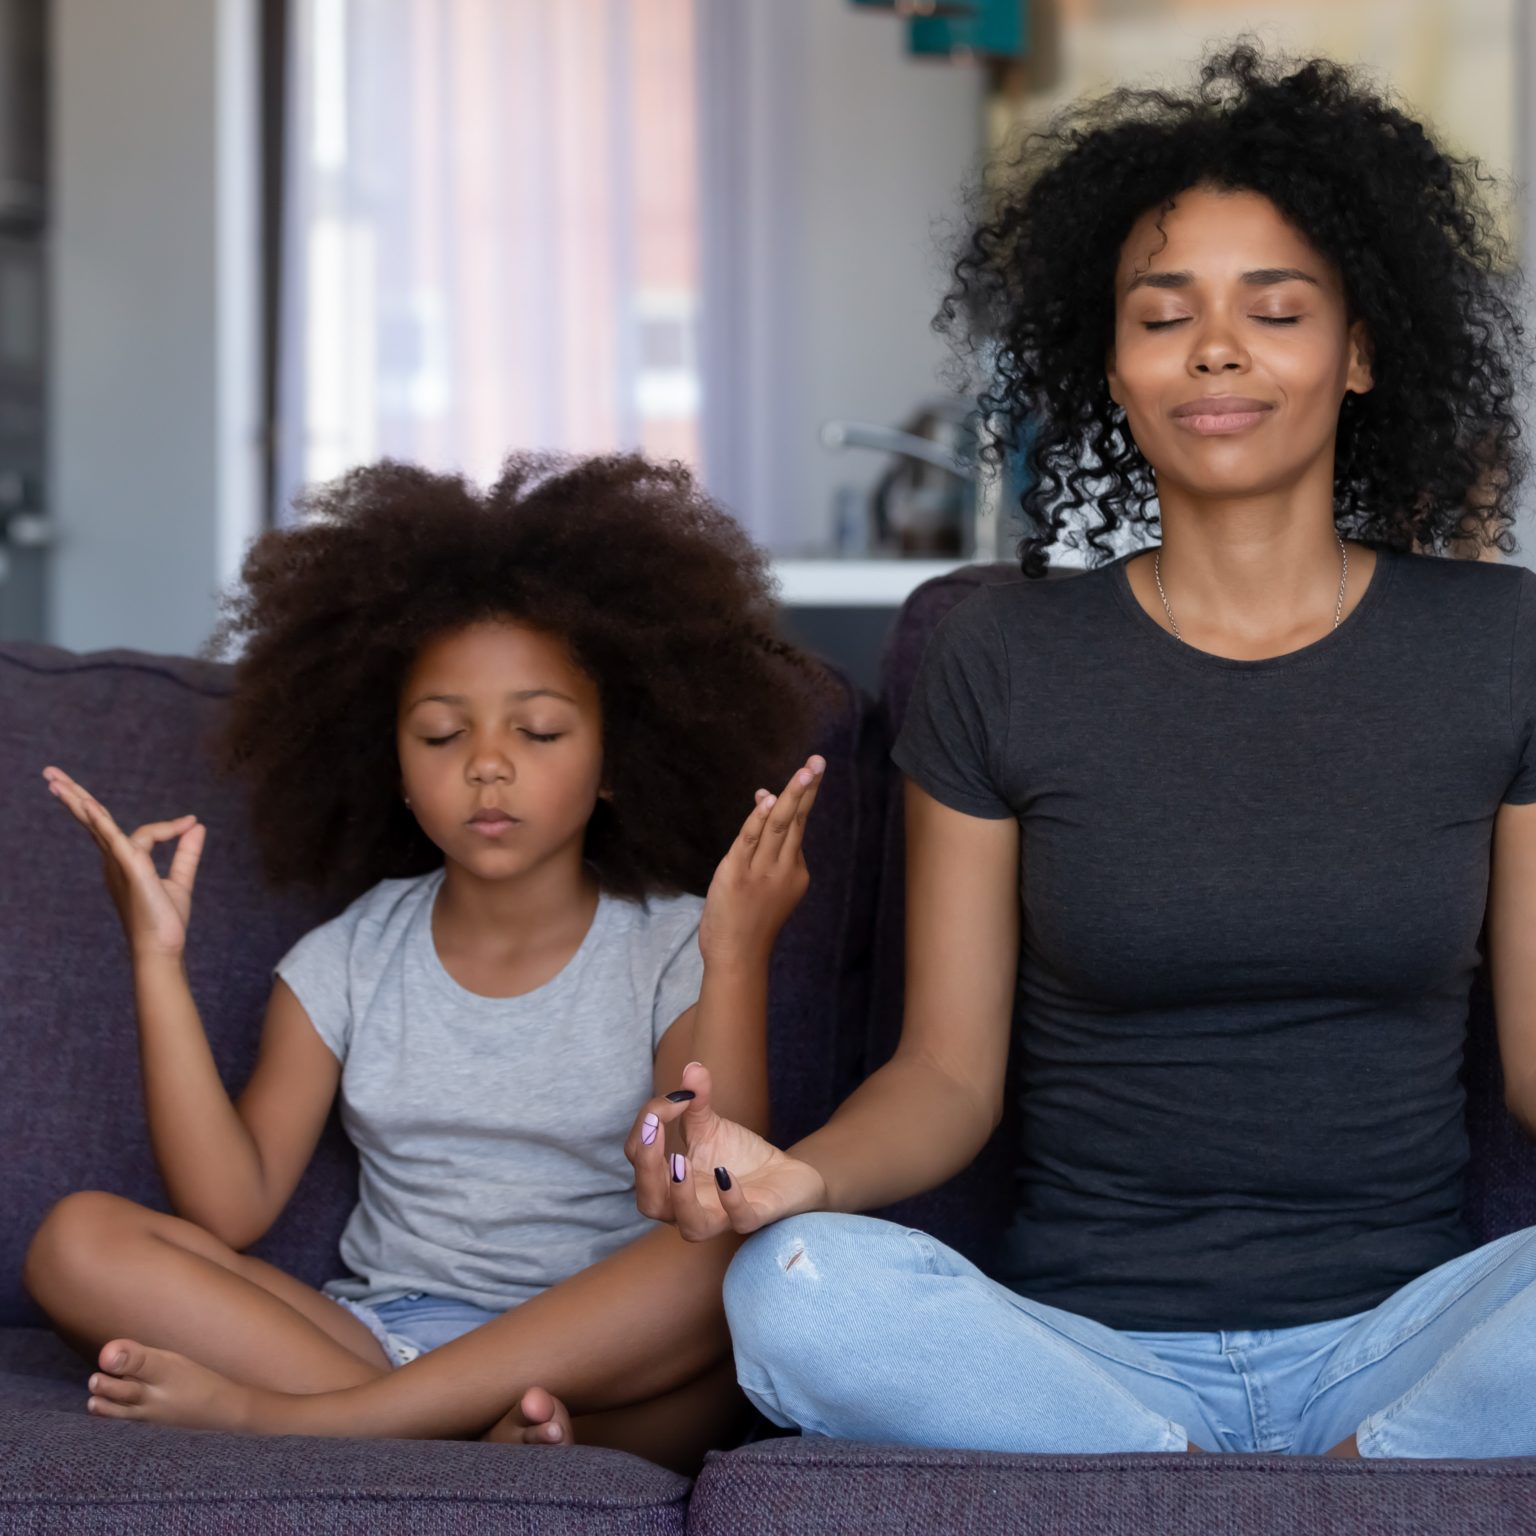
483 1385 576 1447
87 1339 261 1433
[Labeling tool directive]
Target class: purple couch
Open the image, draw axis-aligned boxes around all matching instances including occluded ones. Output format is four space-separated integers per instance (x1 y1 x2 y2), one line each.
4 566 1536 1533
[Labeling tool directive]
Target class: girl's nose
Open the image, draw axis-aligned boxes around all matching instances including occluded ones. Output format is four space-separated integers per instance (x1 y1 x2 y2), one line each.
468 747 514 785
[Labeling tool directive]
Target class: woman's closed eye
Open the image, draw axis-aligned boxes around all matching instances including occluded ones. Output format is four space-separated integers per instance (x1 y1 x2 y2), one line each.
1141 314 1302 332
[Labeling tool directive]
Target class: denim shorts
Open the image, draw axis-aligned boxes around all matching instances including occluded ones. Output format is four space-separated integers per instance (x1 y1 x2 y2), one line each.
330 1290 502 1369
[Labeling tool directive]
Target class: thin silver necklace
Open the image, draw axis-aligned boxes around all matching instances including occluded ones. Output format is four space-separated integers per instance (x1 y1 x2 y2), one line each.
1153 535 1349 643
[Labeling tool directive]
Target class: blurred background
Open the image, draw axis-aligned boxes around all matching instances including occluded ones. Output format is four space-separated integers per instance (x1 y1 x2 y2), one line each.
0 0 1527 684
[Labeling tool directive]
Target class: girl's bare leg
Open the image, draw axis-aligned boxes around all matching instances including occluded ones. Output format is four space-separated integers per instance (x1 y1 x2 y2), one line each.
83 1225 739 1438
489 1359 751 1475
24 1190 389 1391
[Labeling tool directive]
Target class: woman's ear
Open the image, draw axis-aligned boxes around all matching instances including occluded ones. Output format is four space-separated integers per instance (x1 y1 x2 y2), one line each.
1345 320 1374 397
1106 349 1122 408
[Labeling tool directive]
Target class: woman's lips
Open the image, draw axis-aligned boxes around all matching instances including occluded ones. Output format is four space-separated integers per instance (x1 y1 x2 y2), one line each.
1171 396 1275 435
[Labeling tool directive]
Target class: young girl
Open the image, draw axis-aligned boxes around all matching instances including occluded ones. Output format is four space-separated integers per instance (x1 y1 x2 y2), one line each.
625 47 1536 1460
24 453 826 1471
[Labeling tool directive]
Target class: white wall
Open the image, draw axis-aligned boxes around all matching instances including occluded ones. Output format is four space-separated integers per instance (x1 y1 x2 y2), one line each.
700 2 984 554
48 0 258 655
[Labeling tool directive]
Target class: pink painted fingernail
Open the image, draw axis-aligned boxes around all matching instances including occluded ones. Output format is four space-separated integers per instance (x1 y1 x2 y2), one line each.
670 1153 687 1183
763 794 777 808
641 1113 659 1147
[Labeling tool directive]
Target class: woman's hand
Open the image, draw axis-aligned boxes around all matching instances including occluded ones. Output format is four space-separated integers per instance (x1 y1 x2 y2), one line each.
43 767 206 960
626 1062 828 1240
698 755 824 972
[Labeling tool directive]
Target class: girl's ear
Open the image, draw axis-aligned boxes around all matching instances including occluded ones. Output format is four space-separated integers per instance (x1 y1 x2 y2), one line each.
598 787 615 803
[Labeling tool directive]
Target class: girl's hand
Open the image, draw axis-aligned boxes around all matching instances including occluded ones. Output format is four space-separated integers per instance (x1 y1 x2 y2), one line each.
698 755 825 971
626 1062 828 1240
43 767 206 960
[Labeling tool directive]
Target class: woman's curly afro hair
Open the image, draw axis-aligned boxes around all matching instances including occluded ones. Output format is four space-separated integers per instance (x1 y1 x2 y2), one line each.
941 42 1529 575
210 454 828 903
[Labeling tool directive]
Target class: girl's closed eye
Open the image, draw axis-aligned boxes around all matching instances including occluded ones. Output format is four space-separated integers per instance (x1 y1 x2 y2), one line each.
521 730 564 744
423 731 462 747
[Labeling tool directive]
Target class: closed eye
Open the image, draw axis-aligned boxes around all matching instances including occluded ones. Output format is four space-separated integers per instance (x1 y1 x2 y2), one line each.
522 731 564 743
1255 315 1301 326
423 732 461 747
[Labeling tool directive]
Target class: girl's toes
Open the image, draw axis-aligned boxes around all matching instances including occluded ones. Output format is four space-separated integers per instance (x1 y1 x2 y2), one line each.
88 1371 144 1405
518 1385 575 1447
98 1339 148 1378
86 1394 140 1420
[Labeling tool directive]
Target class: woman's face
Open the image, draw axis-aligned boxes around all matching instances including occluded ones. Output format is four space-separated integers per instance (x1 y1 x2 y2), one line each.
397 620 605 883
1106 185 1373 504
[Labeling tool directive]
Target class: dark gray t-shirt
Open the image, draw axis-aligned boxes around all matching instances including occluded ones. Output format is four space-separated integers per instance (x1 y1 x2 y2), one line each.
893 548 1536 1331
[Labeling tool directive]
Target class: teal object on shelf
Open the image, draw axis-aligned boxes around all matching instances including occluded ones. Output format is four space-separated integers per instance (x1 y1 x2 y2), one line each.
909 0 1026 58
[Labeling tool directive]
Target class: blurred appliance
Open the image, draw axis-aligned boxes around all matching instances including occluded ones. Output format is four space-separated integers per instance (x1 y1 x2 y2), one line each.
821 397 1012 559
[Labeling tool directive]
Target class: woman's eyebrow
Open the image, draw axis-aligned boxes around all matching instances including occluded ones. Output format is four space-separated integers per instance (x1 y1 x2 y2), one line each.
1242 266 1320 287
1124 266 1320 294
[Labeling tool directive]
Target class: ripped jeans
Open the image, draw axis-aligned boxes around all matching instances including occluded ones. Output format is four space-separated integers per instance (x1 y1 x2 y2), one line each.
723 1213 1536 1457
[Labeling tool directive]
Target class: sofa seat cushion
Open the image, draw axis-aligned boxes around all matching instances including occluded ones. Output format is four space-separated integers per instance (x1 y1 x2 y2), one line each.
0 1328 688 1535
686 1436 1536 1535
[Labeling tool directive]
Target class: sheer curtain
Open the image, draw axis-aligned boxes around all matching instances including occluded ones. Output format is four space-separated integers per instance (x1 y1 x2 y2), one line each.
274 0 702 523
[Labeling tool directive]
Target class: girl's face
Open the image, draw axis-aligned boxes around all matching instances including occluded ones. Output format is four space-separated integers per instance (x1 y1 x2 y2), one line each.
1106 185 1373 504
397 620 605 883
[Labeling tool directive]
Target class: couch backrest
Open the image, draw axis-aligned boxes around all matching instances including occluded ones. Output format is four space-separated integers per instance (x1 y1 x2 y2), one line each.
0 642 879 1326
869 563 1536 1263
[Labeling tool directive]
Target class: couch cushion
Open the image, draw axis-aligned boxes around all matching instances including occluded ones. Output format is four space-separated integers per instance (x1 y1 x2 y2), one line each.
686 1437 1536 1536
0 644 356 1325
0 1330 688 1536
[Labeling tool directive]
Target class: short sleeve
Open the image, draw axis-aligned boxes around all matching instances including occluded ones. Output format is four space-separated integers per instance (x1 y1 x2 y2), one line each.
651 904 705 1052
274 916 355 1062
891 588 1014 819
1507 568 1536 804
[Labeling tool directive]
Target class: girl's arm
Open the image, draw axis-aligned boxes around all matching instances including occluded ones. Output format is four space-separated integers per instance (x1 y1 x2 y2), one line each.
1488 799 1536 1139
652 756 825 1132
631 780 1019 1232
43 769 339 1248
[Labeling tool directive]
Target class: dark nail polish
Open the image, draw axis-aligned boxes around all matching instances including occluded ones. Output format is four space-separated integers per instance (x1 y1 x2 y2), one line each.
714 1167 732 1192
665 1089 696 1103
671 1153 687 1182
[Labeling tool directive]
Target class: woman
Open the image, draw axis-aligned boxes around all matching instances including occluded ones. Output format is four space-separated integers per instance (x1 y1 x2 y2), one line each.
629 46 1536 1458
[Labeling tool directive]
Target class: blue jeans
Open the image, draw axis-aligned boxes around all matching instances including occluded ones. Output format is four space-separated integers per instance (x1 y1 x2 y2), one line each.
723 1213 1536 1457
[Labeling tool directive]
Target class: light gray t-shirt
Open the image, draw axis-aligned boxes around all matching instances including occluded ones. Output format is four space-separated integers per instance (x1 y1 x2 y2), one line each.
275 868 704 1312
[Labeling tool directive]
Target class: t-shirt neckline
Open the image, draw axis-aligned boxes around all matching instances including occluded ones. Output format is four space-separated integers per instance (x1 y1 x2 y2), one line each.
411 867 614 1011
1109 543 1397 672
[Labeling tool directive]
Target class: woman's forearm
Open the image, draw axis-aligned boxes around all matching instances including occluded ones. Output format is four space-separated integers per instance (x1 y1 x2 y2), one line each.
790 1047 999 1214
132 955 267 1236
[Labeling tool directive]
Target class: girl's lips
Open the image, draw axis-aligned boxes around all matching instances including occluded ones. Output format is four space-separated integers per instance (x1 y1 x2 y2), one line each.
467 813 520 837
